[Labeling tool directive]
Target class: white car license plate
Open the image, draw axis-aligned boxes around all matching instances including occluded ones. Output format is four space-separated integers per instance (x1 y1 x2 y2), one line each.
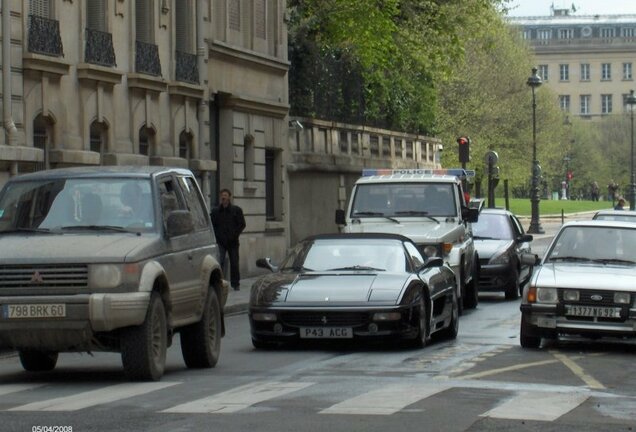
300 327 353 339
565 305 621 318
2 304 66 319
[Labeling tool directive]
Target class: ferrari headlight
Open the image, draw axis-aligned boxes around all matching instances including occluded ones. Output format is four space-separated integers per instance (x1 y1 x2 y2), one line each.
88 263 142 291
373 312 402 321
489 250 510 265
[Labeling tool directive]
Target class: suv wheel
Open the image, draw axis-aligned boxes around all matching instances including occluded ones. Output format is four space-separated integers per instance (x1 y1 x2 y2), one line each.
19 350 58 372
121 292 167 381
181 288 222 368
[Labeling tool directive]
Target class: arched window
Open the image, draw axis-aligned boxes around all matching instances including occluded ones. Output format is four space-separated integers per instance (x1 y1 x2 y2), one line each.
33 114 53 170
90 120 107 156
139 125 155 156
179 130 193 159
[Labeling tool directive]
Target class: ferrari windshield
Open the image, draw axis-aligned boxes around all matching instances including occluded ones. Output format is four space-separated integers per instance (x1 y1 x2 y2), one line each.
280 238 409 272
351 183 457 218
0 178 155 233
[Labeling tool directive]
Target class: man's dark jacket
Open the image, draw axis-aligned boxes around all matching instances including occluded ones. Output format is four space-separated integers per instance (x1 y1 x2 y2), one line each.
210 204 246 247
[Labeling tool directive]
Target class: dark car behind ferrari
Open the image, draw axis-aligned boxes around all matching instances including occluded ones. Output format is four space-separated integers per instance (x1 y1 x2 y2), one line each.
249 233 458 348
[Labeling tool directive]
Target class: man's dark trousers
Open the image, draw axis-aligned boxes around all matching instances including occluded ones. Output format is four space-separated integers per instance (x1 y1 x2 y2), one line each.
219 242 241 289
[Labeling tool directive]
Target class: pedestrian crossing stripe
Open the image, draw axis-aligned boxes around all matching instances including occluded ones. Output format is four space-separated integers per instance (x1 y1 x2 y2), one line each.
161 381 315 414
0 384 44 396
481 391 590 421
8 382 179 412
319 383 450 415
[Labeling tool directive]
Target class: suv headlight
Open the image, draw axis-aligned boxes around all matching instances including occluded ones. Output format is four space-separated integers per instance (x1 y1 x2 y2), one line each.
88 263 140 291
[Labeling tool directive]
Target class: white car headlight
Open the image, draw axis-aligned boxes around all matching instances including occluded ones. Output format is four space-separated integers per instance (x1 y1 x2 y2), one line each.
563 290 579 301
536 287 558 304
614 292 631 304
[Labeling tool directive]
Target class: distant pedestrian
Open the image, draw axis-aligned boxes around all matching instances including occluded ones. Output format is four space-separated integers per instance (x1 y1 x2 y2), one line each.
210 189 246 290
614 197 626 210
591 181 599 201
608 180 619 204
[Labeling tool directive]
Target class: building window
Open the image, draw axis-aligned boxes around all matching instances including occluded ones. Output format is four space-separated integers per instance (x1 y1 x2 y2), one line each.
623 94 633 111
601 63 612 80
229 0 240 31
135 0 153 43
265 149 281 221
33 114 53 170
623 63 633 80
559 95 570 112
538 64 549 81
255 0 266 39
138 125 155 156
382 137 391 157
30 0 52 17
244 134 255 181
580 63 590 81
580 95 591 115
601 94 613 114
405 141 413 159
538 29 552 40
600 27 615 38
351 133 359 154
179 130 192 159
89 121 107 156
370 136 379 157
86 0 106 31
175 0 194 52
522 30 531 40
559 64 569 81
622 27 636 38
558 28 573 39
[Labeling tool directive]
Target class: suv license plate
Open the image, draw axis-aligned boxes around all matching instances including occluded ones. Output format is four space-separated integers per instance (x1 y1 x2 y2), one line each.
300 327 353 339
2 304 66 319
565 305 621 318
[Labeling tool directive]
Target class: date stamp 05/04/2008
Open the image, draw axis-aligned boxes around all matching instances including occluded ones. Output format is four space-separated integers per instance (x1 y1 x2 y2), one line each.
32 427 73 432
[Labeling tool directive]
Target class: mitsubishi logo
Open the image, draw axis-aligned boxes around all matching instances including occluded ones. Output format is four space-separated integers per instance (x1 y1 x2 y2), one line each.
30 271 44 284
321 316 328 325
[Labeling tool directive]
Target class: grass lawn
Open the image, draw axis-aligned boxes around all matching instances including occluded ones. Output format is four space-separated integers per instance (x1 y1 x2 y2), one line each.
489 198 614 217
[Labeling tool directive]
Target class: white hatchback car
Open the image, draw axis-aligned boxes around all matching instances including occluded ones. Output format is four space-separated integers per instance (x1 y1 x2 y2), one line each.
520 220 636 348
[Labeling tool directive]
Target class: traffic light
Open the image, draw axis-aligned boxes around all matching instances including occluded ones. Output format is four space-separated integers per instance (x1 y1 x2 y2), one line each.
457 136 470 163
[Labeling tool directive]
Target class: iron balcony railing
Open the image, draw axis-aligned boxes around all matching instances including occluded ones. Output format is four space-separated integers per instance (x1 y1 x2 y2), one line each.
85 28 116 67
175 50 199 84
28 15 64 57
135 40 162 76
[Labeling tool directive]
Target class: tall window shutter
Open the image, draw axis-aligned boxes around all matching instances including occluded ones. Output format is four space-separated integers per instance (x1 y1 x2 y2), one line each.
175 0 190 52
229 0 240 31
87 0 106 31
30 0 50 18
255 0 266 39
135 0 152 42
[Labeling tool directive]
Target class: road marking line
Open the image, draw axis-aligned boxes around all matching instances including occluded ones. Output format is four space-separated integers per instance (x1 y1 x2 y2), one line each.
162 381 314 414
320 383 449 415
8 382 179 411
457 359 559 380
0 384 44 396
482 390 589 421
551 351 606 389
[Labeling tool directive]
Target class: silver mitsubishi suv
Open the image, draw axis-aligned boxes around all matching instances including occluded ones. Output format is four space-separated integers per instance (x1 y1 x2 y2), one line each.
0 166 228 381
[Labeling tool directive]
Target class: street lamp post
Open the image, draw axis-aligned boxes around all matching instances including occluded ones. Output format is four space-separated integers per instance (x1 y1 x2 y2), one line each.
527 67 544 234
626 90 636 211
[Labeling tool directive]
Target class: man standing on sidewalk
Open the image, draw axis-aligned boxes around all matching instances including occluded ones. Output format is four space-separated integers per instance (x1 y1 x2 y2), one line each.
211 189 246 291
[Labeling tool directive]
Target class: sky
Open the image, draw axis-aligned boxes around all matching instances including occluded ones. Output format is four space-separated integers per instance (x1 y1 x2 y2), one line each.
506 0 636 17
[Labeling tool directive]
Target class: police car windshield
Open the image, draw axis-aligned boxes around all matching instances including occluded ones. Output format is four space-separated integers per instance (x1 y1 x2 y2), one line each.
351 183 456 218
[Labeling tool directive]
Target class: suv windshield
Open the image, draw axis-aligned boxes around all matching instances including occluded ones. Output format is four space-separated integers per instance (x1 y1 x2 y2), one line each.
0 178 156 233
351 183 457 218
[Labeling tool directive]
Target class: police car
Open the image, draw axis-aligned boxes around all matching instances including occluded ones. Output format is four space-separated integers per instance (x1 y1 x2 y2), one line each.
335 168 480 312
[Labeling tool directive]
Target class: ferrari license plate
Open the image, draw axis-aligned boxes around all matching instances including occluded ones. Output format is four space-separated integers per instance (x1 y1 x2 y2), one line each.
300 327 353 339
565 305 621 318
2 304 66 319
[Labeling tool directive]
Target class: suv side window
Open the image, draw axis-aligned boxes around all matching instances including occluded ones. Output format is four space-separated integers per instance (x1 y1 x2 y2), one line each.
178 176 209 230
159 178 185 229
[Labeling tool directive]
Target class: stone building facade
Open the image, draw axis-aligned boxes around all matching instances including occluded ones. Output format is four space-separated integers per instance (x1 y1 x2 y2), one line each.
0 0 442 276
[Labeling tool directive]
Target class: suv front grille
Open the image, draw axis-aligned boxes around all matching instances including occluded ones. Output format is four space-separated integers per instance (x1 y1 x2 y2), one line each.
0 265 88 293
